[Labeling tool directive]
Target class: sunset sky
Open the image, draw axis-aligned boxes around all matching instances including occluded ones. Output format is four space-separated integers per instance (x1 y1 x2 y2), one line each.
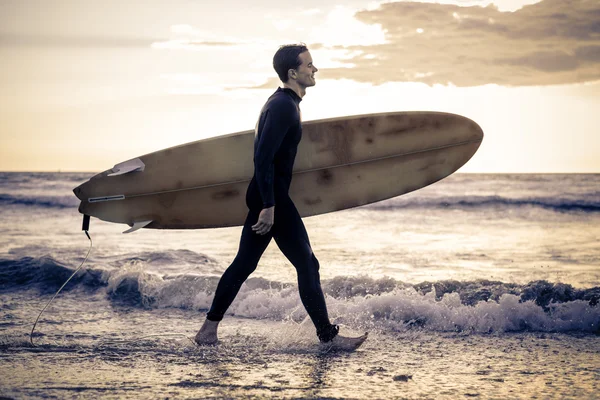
1 0 598 172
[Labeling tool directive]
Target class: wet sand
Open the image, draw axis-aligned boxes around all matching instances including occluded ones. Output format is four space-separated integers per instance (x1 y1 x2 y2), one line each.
1 304 598 399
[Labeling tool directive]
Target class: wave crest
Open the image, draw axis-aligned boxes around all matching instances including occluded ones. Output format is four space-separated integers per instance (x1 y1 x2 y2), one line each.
367 195 600 213
3 256 597 334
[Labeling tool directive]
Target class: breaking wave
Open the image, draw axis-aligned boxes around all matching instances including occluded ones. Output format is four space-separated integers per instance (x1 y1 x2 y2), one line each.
2 256 598 334
366 195 600 213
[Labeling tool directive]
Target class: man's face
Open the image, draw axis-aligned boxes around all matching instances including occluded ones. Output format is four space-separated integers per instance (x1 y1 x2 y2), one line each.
292 51 318 88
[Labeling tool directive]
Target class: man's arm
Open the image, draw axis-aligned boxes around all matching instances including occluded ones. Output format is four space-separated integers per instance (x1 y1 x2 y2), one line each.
252 100 295 235
254 101 295 208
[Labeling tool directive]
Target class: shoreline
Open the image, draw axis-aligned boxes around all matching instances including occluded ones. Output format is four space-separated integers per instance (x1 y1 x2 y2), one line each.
2 316 598 399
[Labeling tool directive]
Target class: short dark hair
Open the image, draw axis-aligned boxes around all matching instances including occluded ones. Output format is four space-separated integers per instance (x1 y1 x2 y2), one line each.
273 44 308 83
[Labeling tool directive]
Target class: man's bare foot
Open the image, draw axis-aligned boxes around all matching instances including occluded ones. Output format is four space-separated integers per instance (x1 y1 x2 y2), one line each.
322 332 368 352
194 319 219 345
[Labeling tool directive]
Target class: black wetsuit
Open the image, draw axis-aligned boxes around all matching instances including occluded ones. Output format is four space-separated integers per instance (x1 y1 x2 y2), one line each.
206 87 339 343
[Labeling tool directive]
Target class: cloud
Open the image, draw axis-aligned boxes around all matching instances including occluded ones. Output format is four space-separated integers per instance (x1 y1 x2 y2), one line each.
150 24 249 50
0 23 245 51
306 5 387 47
310 0 600 86
0 33 158 48
151 40 239 50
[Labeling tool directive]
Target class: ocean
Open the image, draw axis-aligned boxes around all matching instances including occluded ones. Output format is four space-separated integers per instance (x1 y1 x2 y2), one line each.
1 172 599 399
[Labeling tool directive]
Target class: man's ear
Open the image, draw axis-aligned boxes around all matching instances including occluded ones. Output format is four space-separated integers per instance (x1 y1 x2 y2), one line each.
288 69 297 80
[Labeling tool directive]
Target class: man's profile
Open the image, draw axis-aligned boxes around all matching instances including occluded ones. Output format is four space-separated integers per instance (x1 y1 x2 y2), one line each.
195 44 367 351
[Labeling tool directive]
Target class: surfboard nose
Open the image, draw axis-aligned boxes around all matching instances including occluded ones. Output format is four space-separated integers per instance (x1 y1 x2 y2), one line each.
74 181 97 217
73 182 89 216
73 182 86 201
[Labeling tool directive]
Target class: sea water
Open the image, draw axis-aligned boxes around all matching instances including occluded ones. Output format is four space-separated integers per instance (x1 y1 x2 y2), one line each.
1 172 598 399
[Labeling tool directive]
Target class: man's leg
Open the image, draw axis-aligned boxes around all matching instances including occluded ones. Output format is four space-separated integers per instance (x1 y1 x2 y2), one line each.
272 197 368 349
196 209 272 344
271 199 339 342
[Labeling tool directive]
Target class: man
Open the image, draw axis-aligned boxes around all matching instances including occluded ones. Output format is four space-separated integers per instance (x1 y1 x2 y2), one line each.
195 44 367 350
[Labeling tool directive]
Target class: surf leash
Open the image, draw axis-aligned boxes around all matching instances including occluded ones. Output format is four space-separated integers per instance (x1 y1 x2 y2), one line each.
30 215 93 346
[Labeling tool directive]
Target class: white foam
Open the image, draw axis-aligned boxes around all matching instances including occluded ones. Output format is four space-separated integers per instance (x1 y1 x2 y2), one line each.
108 271 599 333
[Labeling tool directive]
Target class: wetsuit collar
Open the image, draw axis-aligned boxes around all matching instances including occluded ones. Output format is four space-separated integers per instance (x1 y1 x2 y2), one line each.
278 87 302 104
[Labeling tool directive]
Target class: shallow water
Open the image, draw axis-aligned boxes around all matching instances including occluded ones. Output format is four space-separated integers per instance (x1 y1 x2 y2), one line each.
1 301 598 399
1 172 599 398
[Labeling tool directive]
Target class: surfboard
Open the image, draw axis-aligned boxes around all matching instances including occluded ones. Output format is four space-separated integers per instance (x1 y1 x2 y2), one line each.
73 111 483 232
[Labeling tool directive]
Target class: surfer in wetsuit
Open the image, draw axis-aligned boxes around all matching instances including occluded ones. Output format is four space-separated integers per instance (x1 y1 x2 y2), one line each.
195 44 367 350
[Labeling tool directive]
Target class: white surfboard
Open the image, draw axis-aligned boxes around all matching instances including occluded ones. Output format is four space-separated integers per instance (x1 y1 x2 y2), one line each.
73 111 483 231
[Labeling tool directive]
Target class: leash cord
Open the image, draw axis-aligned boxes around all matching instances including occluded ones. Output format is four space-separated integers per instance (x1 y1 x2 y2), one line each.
30 231 93 346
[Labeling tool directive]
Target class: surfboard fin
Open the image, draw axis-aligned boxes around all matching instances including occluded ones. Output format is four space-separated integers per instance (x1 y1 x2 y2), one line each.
122 220 153 234
108 158 145 176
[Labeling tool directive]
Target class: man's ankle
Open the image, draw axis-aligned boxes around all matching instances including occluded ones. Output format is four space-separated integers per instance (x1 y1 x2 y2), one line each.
201 318 219 330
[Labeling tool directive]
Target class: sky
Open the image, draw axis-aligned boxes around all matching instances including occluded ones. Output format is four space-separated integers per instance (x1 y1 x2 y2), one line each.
1 0 599 172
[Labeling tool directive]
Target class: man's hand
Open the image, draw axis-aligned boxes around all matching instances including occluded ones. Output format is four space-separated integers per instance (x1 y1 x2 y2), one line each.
252 206 274 235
